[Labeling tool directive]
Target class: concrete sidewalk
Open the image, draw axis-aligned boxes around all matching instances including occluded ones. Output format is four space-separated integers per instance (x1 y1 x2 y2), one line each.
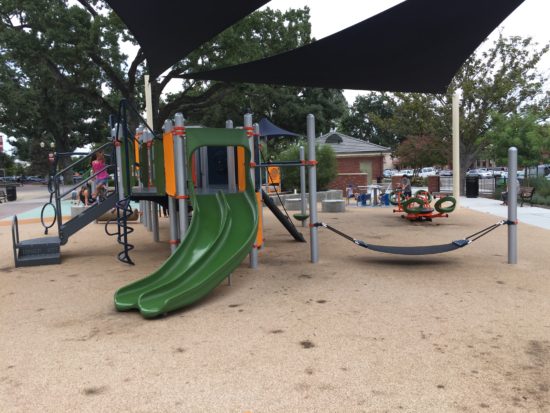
460 196 550 230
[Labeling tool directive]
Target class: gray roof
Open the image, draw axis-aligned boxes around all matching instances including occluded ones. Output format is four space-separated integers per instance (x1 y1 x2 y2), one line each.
316 132 391 154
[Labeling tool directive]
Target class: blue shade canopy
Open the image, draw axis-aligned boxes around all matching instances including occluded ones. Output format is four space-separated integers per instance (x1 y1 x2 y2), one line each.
105 0 270 78
182 0 525 93
258 118 300 138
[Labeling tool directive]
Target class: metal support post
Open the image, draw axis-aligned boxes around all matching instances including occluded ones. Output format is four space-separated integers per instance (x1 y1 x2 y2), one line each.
144 75 155 232
307 114 319 263
113 125 125 202
299 146 307 228
508 147 518 264
164 119 179 254
147 200 153 232
254 123 264 250
174 113 188 237
226 120 236 192
151 203 159 242
245 113 258 269
200 147 209 192
135 125 146 225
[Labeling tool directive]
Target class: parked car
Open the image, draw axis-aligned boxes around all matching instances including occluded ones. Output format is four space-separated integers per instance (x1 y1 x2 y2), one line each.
418 167 437 178
383 169 398 178
438 169 452 176
398 169 414 176
488 167 507 177
466 169 492 178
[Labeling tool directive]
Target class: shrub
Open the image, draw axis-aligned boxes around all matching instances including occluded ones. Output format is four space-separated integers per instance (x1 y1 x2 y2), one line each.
276 142 337 191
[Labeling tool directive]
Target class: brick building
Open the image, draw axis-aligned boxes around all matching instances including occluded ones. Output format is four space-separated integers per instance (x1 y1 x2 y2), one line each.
316 132 391 192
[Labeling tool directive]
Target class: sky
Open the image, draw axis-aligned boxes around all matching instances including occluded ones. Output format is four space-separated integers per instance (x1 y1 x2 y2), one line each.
2 0 549 155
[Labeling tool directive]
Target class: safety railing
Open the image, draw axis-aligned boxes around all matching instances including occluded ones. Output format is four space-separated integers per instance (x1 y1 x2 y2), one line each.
45 142 116 237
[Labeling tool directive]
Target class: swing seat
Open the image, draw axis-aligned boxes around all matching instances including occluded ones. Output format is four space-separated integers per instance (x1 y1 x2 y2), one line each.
293 213 309 221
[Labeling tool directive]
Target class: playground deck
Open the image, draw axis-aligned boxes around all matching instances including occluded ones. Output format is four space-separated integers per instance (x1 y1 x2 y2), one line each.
1 204 549 412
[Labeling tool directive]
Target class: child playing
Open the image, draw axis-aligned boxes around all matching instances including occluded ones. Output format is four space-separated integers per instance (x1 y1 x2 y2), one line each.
346 184 354 205
91 150 109 200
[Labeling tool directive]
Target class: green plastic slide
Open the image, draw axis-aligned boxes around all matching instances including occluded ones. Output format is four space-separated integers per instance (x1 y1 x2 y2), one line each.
114 128 258 318
114 192 230 311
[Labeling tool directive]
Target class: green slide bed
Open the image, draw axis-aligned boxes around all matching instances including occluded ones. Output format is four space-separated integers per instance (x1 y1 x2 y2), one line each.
114 128 258 318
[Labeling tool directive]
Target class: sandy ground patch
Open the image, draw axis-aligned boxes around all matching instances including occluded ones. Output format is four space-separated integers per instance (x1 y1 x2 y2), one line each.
1 205 549 412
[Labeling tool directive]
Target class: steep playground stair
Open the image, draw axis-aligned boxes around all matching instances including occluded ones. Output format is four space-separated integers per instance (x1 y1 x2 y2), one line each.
12 194 117 268
58 194 117 244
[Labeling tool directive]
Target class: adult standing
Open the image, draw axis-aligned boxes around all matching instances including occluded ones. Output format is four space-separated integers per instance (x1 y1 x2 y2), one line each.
401 174 412 198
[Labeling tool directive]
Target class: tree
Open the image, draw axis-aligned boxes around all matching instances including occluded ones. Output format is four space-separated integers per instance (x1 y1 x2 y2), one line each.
340 35 550 185
0 0 128 168
1 1 346 172
340 93 397 149
396 135 449 169
450 35 550 174
486 110 550 167
180 9 347 136
276 142 337 191
0 151 15 175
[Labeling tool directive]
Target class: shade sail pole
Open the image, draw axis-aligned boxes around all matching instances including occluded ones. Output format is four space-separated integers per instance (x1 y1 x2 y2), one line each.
452 91 461 204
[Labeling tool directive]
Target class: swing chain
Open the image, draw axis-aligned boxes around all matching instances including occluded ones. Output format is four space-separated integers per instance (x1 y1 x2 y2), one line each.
464 219 514 244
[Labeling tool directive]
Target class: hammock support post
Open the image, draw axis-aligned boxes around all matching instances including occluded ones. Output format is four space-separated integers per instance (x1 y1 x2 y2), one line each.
307 114 319 263
508 147 518 264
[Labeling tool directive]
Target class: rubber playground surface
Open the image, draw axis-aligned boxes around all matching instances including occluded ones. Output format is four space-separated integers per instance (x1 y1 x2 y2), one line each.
1 194 549 412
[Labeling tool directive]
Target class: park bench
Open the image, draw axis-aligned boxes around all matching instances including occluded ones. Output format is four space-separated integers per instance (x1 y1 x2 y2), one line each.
519 186 535 207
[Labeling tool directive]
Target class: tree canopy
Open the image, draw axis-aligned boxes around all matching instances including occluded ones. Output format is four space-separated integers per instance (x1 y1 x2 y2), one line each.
0 1 346 174
276 142 337 191
341 34 550 172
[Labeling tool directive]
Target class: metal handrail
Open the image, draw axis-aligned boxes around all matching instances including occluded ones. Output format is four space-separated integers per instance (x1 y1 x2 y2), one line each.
117 99 159 141
11 216 19 265
55 142 113 178
58 164 112 199
47 141 118 237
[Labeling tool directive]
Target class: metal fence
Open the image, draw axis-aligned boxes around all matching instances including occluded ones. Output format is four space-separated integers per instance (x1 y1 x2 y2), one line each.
440 176 501 195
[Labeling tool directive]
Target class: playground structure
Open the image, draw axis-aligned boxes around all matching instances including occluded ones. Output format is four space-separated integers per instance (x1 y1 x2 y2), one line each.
390 188 457 221
9 103 522 317
11 99 321 318
114 107 320 317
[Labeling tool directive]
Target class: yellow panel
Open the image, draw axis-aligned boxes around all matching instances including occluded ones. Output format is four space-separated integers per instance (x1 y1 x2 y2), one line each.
267 166 280 185
163 131 176 197
255 191 263 248
237 146 246 192
133 135 141 171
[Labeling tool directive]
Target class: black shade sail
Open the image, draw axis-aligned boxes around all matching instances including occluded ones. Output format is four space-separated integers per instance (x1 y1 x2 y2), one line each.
105 0 270 78
258 118 300 138
182 0 525 93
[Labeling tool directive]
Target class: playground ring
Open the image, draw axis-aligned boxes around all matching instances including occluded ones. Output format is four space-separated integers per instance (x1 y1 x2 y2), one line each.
389 191 405 206
403 197 433 214
434 196 457 213
414 189 432 203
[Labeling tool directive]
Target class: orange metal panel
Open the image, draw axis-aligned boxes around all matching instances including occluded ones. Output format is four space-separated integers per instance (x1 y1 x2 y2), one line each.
237 146 246 192
163 132 176 197
255 191 263 248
